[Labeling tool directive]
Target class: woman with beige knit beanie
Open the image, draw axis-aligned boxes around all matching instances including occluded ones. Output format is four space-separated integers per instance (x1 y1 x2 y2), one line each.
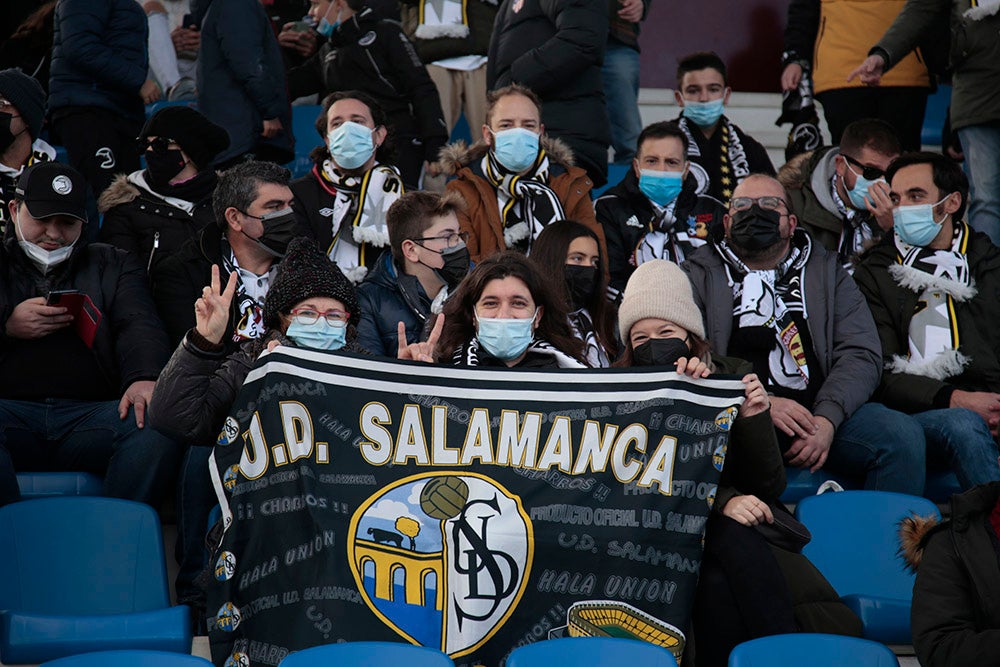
615 259 797 667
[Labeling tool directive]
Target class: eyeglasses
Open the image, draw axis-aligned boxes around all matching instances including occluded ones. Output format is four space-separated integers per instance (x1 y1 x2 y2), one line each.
290 308 350 325
730 196 788 213
138 136 177 153
0 99 17 114
413 230 469 249
843 154 886 181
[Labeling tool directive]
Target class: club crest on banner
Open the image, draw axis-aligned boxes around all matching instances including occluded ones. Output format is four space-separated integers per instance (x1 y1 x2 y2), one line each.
348 472 533 657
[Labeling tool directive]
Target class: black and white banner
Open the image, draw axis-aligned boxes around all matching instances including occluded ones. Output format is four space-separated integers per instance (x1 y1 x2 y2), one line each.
207 349 746 667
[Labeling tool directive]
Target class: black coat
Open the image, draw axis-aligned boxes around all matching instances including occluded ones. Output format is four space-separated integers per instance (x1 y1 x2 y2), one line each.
356 252 434 357
0 232 170 394
98 174 217 275
286 8 448 161
195 0 293 165
487 0 610 187
595 169 727 292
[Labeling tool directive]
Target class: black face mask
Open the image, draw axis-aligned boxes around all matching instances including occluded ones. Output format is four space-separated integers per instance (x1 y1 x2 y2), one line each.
633 337 691 367
144 148 187 190
564 264 597 310
244 208 299 257
431 242 471 290
728 204 783 250
0 112 24 153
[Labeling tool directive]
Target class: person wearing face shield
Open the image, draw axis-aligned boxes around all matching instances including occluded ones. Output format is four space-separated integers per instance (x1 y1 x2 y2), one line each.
779 119 900 273
854 152 1000 492
439 84 605 265
530 220 618 367
596 121 727 296
683 174 930 496
148 237 367 617
98 106 230 275
356 190 470 357
289 92 404 285
0 162 180 510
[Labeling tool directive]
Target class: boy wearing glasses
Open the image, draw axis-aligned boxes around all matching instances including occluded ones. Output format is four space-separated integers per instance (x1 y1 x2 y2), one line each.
684 173 928 495
780 119 900 272
357 190 470 357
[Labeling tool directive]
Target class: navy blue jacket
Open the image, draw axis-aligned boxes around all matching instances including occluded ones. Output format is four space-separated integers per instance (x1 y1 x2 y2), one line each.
48 0 148 122
195 0 293 165
356 253 433 357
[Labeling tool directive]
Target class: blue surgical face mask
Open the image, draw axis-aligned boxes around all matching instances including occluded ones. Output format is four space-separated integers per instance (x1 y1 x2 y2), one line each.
682 98 725 127
892 195 950 247
316 4 341 36
475 307 537 361
327 121 375 170
845 163 886 210
286 318 347 351
638 169 684 206
491 127 540 173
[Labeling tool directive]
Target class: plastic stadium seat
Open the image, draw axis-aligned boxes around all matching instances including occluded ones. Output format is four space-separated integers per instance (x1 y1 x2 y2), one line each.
16 472 103 499
591 164 631 199
0 497 192 664
728 633 900 666
42 650 213 667
289 104 323 178
795 491 941 644
779 467 855 503
921 85 952 147
507 637 678 667
279 641 455 667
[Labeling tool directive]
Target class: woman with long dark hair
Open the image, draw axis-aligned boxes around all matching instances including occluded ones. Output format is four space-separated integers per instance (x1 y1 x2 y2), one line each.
419 251 586 368
530 220 618 367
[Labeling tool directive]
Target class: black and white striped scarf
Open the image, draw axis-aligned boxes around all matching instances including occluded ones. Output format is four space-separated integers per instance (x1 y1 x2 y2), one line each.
451 337 585 368
482 150 565 253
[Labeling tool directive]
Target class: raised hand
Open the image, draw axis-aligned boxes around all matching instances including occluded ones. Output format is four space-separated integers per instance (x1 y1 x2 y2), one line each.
397 314 444 363
739 373 771 418
195 264 237 345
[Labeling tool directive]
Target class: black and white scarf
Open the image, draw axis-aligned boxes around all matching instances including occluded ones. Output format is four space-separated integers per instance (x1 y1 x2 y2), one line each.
634 198 710 267
318 161 403 284
717 233 812 390
568 308 609 368
451 337 586 368
221 238 275 343
482 150 565 253
679 116 749 201
886 221 975 380
830 173 879 271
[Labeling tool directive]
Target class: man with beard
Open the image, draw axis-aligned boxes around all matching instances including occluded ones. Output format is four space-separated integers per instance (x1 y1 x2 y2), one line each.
683 173 927 494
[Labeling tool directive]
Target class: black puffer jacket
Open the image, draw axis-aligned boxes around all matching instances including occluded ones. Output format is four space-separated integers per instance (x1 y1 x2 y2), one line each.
286 8 448 161
595 169 726 292
47 0 147 122
0 231 170 393
356 252 435 357
903 482 1000 667
149 329 367 444
487 0 610 187
98 173 218 275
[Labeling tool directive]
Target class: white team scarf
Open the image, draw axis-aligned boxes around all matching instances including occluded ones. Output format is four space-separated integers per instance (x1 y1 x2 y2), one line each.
483 150 565 252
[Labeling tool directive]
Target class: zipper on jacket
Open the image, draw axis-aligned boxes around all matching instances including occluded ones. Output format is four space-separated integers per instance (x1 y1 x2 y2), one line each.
147 231 160 273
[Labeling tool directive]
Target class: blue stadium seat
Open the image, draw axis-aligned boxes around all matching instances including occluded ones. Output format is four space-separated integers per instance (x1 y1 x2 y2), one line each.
728 633 899 667
507 637 678 667
145 100 198 117
795 491 941 644
779 467 855 503
0 497 191 664
921 85 952 147
591 164 630 199
16 472 103 499
278 641 455 667
42 650 212 667
288 104 323 179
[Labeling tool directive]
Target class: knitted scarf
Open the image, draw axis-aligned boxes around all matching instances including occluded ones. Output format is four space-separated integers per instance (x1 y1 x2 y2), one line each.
718 232 812 391
679 116 749 201
568 308 610 368
317 161 403 284
482 150 565 253
451 337 586 368
634 198 710 266
886 221 976 381
830 173 880 271
220 237 275 343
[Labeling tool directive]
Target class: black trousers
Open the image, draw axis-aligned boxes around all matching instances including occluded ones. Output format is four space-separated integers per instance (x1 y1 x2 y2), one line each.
691 514 798 667
816 86 929 152
51 107 143 201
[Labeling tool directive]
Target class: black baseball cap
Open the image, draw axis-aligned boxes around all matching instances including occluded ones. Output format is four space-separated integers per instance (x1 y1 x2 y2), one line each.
15 162 88 223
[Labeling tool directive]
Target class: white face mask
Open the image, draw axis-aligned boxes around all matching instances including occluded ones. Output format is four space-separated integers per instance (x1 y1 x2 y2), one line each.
15 213 77 273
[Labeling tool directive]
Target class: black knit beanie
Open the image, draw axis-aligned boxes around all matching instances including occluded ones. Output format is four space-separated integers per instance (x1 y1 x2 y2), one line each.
0 69 45 139
140 106 230 169
264 238 361 330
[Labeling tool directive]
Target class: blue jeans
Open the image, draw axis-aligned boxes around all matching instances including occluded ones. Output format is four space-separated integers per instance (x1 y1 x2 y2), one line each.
916 408 1000 490
602 40 642 164
824 402 927 495
957 124 1000 244
0 398 180 507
